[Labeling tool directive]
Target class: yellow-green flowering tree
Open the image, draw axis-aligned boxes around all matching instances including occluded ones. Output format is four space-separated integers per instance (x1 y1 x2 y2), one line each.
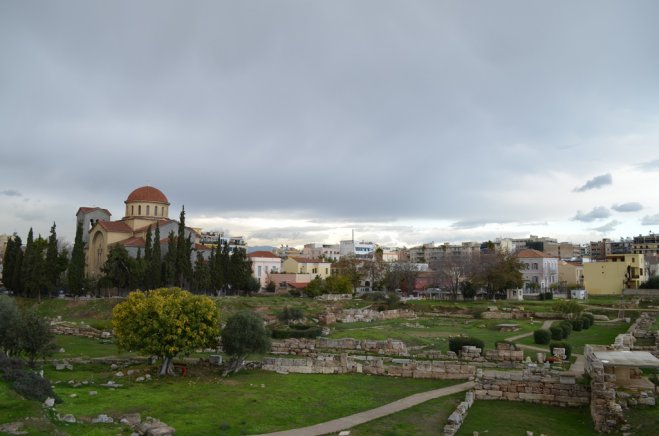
112 287 220 375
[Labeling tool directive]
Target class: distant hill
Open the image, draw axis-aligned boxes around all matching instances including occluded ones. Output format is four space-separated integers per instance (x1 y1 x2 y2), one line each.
247 246 276 254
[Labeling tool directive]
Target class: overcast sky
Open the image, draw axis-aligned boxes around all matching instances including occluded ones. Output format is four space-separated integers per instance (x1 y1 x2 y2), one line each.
2 1 659 249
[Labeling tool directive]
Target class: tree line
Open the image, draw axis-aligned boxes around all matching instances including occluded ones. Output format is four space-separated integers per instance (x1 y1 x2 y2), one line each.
2 207 257 298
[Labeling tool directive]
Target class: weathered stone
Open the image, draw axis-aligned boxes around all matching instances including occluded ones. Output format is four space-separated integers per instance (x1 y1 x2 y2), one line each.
43 397 55 407
61 414 76 423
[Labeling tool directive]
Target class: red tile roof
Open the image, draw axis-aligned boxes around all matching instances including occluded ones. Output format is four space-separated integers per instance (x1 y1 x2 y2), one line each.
97 220 133 233
77 207 112 216
125 186 169 204
516 249 556 259
248 251 281 259
133 219 173 233
117 237 145 247
288 282 309 289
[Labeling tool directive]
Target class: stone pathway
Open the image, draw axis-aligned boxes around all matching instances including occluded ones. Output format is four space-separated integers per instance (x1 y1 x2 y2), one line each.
504 319 555 342
253 381 475 436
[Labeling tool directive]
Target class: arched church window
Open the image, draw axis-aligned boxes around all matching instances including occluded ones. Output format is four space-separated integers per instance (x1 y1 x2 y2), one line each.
147 205 150 216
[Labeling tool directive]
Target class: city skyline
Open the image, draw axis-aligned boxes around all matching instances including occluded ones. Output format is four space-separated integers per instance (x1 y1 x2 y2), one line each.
2 1 659 248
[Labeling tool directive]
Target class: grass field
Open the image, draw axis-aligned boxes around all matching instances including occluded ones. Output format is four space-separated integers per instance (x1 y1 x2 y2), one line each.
40 366 465 435
348 392 464 435
516 322 629 354
457 400 597 436
329 316 540 352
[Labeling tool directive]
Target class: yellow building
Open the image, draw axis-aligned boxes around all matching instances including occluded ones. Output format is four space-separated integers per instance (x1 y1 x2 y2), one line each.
583 254 648 295
558 260 584 287
81 186 199 277
282 257 332 279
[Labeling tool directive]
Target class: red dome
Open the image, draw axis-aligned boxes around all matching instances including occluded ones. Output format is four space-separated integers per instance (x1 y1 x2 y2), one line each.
125 186 169 204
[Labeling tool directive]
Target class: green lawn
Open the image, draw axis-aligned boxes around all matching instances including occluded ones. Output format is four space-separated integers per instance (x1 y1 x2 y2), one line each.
329 316 540 353
44 366 464 435
624 405 659 435
348 392 463 435
516 322 629 354
54 335 139 359
457 400 597 436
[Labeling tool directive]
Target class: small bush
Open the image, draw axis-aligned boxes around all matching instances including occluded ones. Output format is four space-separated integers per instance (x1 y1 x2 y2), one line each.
558 320 573 338
571 318 583 332
582 313 595 325
0 354 59 403
448 337 485 354
533 329 551 345
278 307 304 323
549 341 572 360
581 316 591 330
549 326 564 340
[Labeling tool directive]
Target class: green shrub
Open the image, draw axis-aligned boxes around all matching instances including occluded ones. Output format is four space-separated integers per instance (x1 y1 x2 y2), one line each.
549 341 572 359
558 320 573 338
278 307 304 323
448 337 485 354
549 326 564 340
581 316 591 330
533 329 551 345
582 313 595 326
0 354 60 403
571 318 583 331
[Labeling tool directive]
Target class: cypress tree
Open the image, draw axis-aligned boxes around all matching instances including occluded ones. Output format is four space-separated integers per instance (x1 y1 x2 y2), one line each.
163 231 177 286
10 237 24 294
150 223 162 288
68 221 85 295
45 222 59 297
143 226 153 289
21 229 35 298
174 206 192 287
2 236 16 289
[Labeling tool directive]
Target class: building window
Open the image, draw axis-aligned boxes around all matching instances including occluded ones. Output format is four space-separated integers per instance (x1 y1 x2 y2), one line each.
532 263 538 270
146 205 150 216
257 266 262 277
138 205 141 215
131 205 134 215
155 206 158 216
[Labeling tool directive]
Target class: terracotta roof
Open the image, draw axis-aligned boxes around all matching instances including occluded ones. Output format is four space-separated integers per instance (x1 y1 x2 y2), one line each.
248 251 281 259
77 206 112 216
290 256 328 264
96 220 133 233
133 219 174 233
288 282 309 289
117 237 145 247
516 249 556 259
125 186 169 204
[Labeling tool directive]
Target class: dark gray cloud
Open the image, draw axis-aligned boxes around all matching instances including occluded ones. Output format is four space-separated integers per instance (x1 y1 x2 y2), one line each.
574 174 613 192
0 189 21 197
592 220 621 233
612 202 643 213
572 207 610 222
2 1 659 243
641 214 659 226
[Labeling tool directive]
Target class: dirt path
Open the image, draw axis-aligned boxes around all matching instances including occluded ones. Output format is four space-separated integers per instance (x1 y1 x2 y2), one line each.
253 381 475 436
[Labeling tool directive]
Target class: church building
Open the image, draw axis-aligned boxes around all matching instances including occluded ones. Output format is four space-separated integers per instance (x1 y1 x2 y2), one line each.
78 186 200 277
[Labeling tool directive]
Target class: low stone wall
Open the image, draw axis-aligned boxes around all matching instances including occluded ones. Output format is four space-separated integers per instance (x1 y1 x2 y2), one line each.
484 342 524 362
51 321 111 339
271 337 409 356
474 368 589 407
443 391 474 436
333 308 417 324
262 354 476 379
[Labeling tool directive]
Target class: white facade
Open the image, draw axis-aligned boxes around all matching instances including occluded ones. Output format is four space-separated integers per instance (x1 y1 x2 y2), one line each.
301 243 341 261
340 240 375 259
247 251 282 289
516 249 559 293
